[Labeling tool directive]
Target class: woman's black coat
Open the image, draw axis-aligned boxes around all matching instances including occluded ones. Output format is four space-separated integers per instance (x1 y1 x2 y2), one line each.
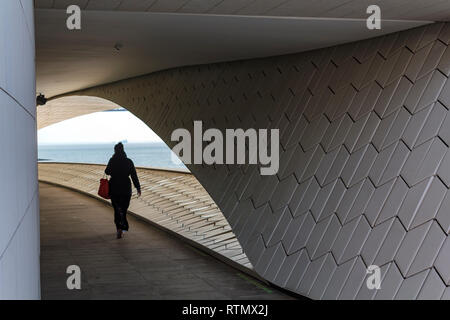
105 153 141 196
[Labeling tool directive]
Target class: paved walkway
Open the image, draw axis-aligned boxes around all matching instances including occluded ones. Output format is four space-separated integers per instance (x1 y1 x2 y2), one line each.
39 182 293 300
39 163 250 268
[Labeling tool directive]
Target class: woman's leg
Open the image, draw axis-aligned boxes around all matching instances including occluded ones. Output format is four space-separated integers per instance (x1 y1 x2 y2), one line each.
110 196 122 230
111 196 123 238
119 195 131 231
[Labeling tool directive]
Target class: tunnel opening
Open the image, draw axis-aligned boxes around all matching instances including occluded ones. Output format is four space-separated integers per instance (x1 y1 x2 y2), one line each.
36 95 273 299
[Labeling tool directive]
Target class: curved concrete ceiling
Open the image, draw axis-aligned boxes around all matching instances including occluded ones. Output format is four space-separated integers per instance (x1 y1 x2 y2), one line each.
35 0 450 21
37 96 120 129
36 8 429 98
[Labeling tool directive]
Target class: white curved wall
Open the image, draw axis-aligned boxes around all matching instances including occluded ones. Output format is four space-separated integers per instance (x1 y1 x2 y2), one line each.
37 96 120 129
38 163 252 270
68 23 450 299
0 0 40 299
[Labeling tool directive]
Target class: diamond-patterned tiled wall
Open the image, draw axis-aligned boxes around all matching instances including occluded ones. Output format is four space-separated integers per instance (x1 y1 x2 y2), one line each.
64 23 450 299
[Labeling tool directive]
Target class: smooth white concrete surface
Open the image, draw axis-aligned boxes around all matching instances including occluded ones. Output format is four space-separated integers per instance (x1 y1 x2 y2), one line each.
35 9 428 97
35 0 450 21
0 0 40 300
37 96 120 129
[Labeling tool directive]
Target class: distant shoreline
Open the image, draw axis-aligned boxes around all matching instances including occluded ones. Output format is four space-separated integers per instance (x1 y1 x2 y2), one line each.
38 141 166 146
38 142 186 170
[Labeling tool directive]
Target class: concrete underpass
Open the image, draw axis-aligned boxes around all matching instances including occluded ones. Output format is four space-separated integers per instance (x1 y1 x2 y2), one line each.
1 0 450 300
39 182 291 300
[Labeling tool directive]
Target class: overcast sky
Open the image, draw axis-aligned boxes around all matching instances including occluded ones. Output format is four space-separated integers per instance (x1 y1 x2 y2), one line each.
38 111 164 145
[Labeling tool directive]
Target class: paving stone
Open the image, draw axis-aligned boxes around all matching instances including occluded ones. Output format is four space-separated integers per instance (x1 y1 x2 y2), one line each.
396 221 433 276
417 268 447 300
374 77 403 117
382 78 413 118
395 269 430 300
308 254 337 300
372 107 410 151
321 257 358 300
310 179 346 222
322 147 350 185
345 179 374 223
437 45 450 76
378 141 410 186
288 212 316 254
332 217 361 264
361 217 396 266
438 23 450 45
273 250 304 287
405 71 434 113
373 218 406 267
281 213 307 253
284 250 310 292
270 175 298 211
370 142 409 187
406 41 435 81
296 254 327 296
436 190 450 234
374 263 403 300
288 177 320 218
375 177 409 225
342 144 377 187
305 215 337 258
344 113 371 152
418 41 447 79
355 262 387 300
262 244 287 282
339 216 371 263
315 147 342 184
397 177 433 229
410 177 447 228
300 115 330 151
312 215 341 259
401 138 448 186
296 145 325 183
435 237 450 285
416 71 448 113
336 179 365 223
417 102 447 147
438 77 450 113
365 178 397 226
321 114 353 152
408 222 446 276
441 286 450 300
264 207 293 247
338 257 367 300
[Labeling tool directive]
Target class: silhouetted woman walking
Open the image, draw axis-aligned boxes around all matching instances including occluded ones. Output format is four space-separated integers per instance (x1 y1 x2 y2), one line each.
105 142 141 239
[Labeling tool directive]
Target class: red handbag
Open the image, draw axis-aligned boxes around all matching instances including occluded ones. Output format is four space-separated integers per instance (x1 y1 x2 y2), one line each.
98 176 110 199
